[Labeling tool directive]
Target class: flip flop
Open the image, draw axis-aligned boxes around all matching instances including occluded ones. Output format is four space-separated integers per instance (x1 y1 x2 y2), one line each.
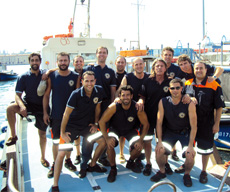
41 159 50 168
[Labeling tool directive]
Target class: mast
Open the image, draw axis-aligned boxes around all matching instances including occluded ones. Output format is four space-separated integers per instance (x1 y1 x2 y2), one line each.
87 0 90 37
137 0 140 49
202 0 205 39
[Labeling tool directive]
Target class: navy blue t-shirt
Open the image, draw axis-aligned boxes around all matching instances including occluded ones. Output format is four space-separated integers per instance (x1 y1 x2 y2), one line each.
162 96 190 131
50 70 79 119
110 100 138 135
140 77 171 128
126 72 149 102
86 65 116 100
16 69 47 105
66 85 103 128
116 71 127 89
167 63 180 78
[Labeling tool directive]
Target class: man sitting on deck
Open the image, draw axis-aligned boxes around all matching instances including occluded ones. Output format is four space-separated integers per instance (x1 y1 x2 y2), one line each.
52 71 107 192
6 52 50 168
151 78 197 187
99 85 149 183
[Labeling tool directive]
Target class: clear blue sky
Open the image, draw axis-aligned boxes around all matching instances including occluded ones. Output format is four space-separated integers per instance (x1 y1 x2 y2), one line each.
0 0 230 53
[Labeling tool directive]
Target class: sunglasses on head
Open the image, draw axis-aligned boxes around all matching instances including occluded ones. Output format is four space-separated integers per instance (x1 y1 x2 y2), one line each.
170 86 181 90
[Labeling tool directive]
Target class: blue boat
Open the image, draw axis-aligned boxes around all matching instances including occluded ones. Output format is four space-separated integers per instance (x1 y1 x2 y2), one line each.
0 71 18 81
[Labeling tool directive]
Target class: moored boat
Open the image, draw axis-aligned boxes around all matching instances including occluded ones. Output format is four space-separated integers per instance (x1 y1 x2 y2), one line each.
0 71 18 81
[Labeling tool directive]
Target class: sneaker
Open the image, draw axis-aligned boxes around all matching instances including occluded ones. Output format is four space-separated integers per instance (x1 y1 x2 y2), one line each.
48 162 55 178
165 163 173 175
150 171 166 182
78 169 87 178
175 164 185 173
65 158 77 172
51 186 59 192
107 169 117 183
135 159 144 170
87 163 107 173
126 160 142 173
199 171 208 184
74 155 81 165
171 152 180 161
143 164 152 176
5 136 18 146
119 154 126 164
98 158 110 167
183 174 192 187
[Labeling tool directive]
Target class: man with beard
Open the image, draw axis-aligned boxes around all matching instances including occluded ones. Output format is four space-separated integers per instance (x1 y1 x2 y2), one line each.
43 52 79 178
137 58 171 176
6 53 50 168
99 85 149 183
115 56 127 163
117 57 149 168
86 46 117 166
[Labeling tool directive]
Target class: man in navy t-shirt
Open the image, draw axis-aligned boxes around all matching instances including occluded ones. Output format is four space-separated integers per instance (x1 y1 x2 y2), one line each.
6 53 50 168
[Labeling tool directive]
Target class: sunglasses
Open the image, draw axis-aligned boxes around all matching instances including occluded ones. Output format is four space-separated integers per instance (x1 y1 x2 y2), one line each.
169 86 181 90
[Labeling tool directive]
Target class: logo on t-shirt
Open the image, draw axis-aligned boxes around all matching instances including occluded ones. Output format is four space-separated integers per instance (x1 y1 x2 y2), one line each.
128 116 134 122
93 97 99 104
105 73 110 79
163 86 169 93
69 80 74 86
179 112 185 118
169 72 175 78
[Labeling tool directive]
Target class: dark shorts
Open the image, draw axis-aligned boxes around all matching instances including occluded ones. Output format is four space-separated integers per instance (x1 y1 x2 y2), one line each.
50 119 62 144
162 129 190 157
108 128 140 148
196 125 214 155
59 126 103 151
23 100 48 132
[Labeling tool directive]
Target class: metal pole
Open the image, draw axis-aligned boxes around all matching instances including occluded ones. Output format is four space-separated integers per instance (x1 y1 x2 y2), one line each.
72 0 77 36
137 0 140 49
87 0 90 37
203 0 205 39
221 41 223 66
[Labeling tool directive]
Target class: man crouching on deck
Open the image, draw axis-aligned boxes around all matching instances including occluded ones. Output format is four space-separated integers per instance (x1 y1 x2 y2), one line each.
151 79 197 187
99 85 149 183
52 71 107 192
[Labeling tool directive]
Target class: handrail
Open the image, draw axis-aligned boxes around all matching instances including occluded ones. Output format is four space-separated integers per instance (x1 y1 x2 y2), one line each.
217 165 230 192
148 181 177 192
8 158 19 192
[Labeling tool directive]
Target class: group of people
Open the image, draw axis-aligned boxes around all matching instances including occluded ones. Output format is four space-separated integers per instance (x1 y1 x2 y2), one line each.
5 46 225 191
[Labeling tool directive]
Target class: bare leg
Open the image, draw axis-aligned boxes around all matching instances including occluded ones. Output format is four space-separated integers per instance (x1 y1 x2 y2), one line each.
156 148 167 173
90 138 106 167
38 129 47 161
53 144 59 162
53 150 65 187
119 137 125 157
74 138 81 156
107 148 116 166
184 152 195 175
144 141 152 165
202 154 210 172
6 103 20 138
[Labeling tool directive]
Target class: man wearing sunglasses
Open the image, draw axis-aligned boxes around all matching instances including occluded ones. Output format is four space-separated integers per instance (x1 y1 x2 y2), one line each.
151 78 197 187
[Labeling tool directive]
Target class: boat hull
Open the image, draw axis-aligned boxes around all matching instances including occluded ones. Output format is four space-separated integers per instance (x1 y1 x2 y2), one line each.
0 72 18 81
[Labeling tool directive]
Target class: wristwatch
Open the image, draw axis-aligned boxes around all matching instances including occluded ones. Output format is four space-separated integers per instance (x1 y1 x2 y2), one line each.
213 75 217 79
95 123 98 126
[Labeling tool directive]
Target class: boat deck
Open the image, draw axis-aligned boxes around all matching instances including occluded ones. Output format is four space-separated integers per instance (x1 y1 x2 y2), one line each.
21 118 230 192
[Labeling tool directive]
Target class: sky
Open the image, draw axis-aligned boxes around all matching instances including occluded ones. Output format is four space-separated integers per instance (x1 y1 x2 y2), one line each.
0 0 230 54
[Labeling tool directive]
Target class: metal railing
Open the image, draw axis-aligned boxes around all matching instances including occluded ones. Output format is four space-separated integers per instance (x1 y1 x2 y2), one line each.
148 181 176 192
8 159 19 192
